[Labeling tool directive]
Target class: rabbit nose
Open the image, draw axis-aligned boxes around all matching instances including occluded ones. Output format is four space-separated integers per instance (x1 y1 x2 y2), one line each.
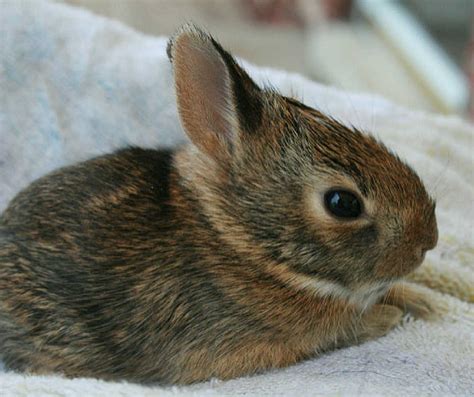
419 219 438 254
424 224 439 251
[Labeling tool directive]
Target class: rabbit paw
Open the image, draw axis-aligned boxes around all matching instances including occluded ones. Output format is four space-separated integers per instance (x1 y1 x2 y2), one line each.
381 282 436 319
358 304 403 341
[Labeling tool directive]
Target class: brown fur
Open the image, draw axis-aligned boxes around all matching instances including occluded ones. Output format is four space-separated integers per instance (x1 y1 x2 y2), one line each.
0 24 438 384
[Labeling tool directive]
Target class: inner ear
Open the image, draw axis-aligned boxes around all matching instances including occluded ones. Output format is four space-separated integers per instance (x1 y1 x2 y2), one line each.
168 25 262 160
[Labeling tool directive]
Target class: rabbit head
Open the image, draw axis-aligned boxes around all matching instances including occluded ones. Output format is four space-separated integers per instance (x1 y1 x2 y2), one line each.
167 24 438 306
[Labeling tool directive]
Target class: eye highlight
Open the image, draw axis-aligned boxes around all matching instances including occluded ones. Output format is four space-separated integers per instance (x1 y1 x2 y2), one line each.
324 190 362 219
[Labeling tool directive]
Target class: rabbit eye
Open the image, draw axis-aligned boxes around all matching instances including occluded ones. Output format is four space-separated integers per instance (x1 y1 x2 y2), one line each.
324 190 362 219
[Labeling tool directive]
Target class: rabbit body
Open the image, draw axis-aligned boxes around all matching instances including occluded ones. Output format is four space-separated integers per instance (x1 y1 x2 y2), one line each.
0 25 438 384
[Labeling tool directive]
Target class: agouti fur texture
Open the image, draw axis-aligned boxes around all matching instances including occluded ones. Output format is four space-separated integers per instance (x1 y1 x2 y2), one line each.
0 25 438 384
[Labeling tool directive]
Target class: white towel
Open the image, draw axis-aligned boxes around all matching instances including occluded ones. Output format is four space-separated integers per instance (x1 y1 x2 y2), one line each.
0 1 473 396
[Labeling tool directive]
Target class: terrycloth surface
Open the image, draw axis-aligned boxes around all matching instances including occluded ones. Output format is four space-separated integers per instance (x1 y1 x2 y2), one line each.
0 1 473 396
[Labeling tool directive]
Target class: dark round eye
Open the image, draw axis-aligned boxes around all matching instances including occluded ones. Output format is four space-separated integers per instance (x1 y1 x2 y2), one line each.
324 190 362 219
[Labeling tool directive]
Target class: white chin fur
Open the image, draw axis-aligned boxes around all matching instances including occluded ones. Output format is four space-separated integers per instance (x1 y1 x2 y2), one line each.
297 277 392 310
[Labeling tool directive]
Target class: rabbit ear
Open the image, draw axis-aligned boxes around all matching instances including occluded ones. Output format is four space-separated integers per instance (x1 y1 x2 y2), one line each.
167 24 262 160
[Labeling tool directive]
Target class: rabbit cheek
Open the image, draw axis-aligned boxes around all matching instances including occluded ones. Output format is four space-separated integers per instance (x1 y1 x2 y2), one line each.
308 222 380 285
375 237 428 279
375 252 417 280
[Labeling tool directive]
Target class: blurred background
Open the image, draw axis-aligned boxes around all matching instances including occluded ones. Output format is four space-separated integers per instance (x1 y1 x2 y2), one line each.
62 0 474 120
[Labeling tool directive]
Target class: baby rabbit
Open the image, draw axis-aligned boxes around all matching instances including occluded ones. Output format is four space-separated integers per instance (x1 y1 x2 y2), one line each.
0 25 438 384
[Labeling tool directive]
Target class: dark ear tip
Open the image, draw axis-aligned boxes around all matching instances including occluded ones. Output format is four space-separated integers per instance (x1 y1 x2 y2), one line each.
166 23 210 63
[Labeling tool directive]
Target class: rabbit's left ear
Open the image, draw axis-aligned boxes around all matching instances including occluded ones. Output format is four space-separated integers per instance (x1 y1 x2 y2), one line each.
167 24 262 160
